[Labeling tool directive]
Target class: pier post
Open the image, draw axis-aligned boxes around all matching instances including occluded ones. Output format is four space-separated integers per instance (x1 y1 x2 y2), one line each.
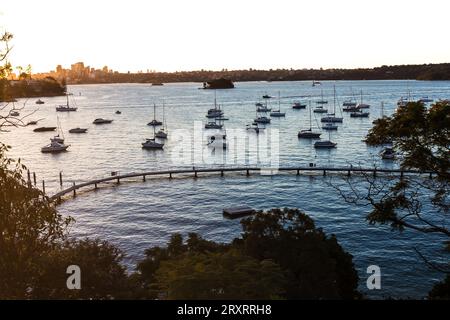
373 169 377 178
246 169 250 176
323 170 326 176
94 183 97 189
73 182 76 198
117 178 120 184
400 171 404 178
297 169 299 176
27 170 31 188
143 175 146 182
221 170 224 177
59 171 63 186
169 173 172 179
33 172 36 186
429 172 433 179
347 170 351 177
194 171 198 178
42 180 45 195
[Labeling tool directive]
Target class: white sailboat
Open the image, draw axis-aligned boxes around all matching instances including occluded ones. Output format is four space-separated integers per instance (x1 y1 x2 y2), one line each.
156 101 168 139
321 86 343 123
298 101 321 139
270 92 286 117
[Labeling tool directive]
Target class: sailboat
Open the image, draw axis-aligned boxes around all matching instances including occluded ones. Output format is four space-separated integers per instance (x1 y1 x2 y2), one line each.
156 101 168 139
142 125 164 149
298 101 321 139
321 86 343 123
56 94 77 112
206 91 224 118
357 90 370 109
147 104 163 126
51 117 65 144
314 90 328 113
257 99 271 112
270 92 286 117
314 130 337 149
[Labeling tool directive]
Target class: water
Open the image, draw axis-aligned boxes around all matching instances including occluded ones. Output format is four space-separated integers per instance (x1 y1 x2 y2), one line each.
2 80 449 298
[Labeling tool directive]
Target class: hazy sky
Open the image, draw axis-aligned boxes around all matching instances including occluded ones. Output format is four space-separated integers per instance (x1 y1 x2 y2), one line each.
1 0 449 72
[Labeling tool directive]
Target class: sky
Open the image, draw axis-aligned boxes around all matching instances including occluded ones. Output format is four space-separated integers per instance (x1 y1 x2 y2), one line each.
1 0 449 73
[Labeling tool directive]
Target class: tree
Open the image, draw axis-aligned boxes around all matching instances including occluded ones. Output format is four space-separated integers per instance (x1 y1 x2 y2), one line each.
0 143 72 298
155 249 286 299
238 208 360 299
136 209 359 300
332 101 449 296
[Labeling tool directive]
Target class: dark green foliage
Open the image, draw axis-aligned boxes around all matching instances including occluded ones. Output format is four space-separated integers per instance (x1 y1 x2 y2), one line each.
137 208 360 300
429 275 450 300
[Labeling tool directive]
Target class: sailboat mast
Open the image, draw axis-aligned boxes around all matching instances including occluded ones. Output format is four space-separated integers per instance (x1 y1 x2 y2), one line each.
334 85 336 114
153 103 156 120
309 100 312 130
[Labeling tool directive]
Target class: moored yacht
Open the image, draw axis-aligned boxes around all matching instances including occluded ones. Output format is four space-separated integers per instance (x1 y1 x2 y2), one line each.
298 101 321 139
41 140 69 153
142 138 164 149
93 118 113 124
56 94 77 112
69 127 88 133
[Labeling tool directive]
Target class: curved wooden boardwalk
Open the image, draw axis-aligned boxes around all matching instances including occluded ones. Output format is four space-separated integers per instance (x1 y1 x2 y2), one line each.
49 166 434 202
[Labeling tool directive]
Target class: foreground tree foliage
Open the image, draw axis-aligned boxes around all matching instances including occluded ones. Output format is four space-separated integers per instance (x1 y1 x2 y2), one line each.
335 100 449 297
137 208 360 300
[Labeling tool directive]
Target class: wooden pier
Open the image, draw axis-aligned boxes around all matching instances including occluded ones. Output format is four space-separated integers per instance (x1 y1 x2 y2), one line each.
48 166 434 203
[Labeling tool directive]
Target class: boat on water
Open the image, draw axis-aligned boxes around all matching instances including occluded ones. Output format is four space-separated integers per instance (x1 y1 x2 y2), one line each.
56 94 78 112
270 92 286 117
142 121 164 149
262 94 272 99
419 96 433 103
298 102 321 139
27 120 38 126
246 123 264 134
292 102 306 109
205 121 223 129
312 80 321 87
397 97 409 107
350 110 370 117
35 99 45 104
206 92 225 118
313 106 328 113
343 105 359 112
151 82 164 86
69 127 88 133
41 140 69 153
147 104 163 126
10 111 20 117
93 118 113 124
155 102 168 138
255 102 264 107
254 116 271 124
322 123 338 130
314 140 337 148
115 110 121 114
142 138 164 149
380 147 395 160
34 127 56 132
316 90 328 104
343 100 357 107
257 101 271 112
320 86 343 123
203 78 234 89
356 90 370 109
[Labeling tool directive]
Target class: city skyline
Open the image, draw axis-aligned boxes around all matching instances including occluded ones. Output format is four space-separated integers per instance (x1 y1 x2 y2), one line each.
1 0 450 73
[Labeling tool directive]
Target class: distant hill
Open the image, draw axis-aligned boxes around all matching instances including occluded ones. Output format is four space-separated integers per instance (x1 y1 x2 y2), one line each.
32 63 450 85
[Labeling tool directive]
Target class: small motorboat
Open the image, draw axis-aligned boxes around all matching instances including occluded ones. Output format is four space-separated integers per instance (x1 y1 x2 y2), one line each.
298 129 321 139
246 124 264 134
205 122 223 129
69 128 88 133
343 100 357 107
313 106 328 113
142 138 164 149
10 111 20 117
419 96 433 103
254 116 271 124
350 111 370 118
93 118 113 124
51 135 64 144
35 99 45 104
262 94 272 99
155 128 168 139
380 147 395 160
255 102 264 107
343 105 359 112
270 110 286 117
322 123 338 130
34 127 57 132
41 140 69 153
56 105 77 112
151 83 164 86
257 105 271 112
357 103 370 109
27 120 38 126
147 119 163 126
292 102 306 109
321 114 343 123
115 110 122 114
314 140 337 149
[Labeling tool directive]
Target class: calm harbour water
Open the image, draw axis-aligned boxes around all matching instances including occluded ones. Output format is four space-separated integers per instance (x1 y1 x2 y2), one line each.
2 80 450 298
